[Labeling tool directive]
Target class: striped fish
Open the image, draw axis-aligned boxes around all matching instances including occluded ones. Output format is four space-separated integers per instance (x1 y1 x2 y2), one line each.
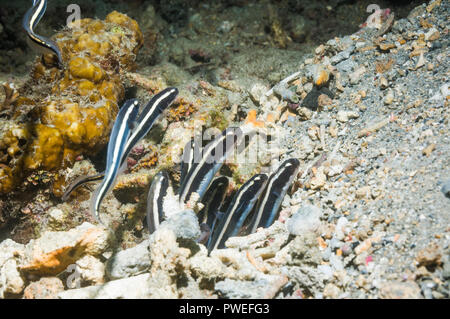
146 170 170 234
207 174 268 253
180 137 201 188
247 158 300 234
179 127 241 204
121 87 178 161
61 173 104 202
23 0 63 67
90 99 140 222
197 176 229 228
61 88 178 201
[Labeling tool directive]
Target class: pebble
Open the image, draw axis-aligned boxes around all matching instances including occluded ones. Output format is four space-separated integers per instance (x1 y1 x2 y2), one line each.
440 179 450 198
329 253 344 271
341 244 352 256
336 110 359 122
330 45 355 65
384 90 395 105
309 169 327 190
379 76 389 89
356 186 371 199
58 274 153 299
425 28 440 41
23 277 64 299
286 205 322 235
323 283 341 298
0 239 26 298
349 66 366 85
76 255 105 285
159 210 201 240
416 242 442 268
334 217 349 240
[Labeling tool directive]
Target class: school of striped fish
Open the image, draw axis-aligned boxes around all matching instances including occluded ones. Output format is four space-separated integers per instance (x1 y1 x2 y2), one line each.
24 0 301 253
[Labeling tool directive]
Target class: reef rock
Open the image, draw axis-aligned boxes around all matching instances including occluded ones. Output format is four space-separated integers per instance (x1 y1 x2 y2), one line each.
0 239 26 298
0 11 143 194
19 222 111 276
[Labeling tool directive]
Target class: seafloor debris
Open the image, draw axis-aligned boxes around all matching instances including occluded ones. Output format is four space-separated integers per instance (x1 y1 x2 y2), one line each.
0 0 449 300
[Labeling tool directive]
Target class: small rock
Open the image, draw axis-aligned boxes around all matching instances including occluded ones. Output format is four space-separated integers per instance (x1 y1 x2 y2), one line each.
379 281 422 299
249 83 268 104
47 208 67 230
23 277 64 299
384 90 394 105
215 274 288 299
58 273 152 299
318 94 333 107
356 186 371 199
286 204 322 235
20 223 111 276
296 106 313 120
106 240 151 280
334 217 349 240
76 255 105 285
317 265 333 280
327 164 343 177
309 169 327 190
159 210 201 240
323 283 341 298
416 242 442 268
349 66 366 85
442 256 450 279
425 28 440 41
379 76 389 89
330 45 355 65
336 110 359 122
341 244 352 256
329 253 344 271
0 239 26 298
378 42 396 51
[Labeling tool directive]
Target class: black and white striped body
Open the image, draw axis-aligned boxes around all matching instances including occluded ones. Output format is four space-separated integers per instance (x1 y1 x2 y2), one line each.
60 88 178 202
208 174 268 253
146 170 170 234
23 0 63 67
61 173 104 202
197 176 229 228
90 99 140 222
179 127 242 204
247 158 300 234
121 88 178 163
180 137 202 188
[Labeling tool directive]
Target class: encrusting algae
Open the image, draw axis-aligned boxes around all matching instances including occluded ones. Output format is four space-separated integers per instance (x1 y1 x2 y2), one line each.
0 12 143 194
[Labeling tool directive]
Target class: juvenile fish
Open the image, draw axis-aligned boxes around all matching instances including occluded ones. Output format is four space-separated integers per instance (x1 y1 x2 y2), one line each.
121 87 179 162
180 137 202 187
208 174 268 253
61 88 178 201
61 173 104 202
248 158 300 234
146 170 170 234
197 176 229 228
23 0 63 67
90 99 140 222
179 127 242 204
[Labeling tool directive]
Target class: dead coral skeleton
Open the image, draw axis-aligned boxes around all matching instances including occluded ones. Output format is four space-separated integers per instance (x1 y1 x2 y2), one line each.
0 82 19 116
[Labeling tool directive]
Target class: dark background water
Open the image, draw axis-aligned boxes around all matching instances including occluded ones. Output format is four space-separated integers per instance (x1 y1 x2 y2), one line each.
0 0 426 74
